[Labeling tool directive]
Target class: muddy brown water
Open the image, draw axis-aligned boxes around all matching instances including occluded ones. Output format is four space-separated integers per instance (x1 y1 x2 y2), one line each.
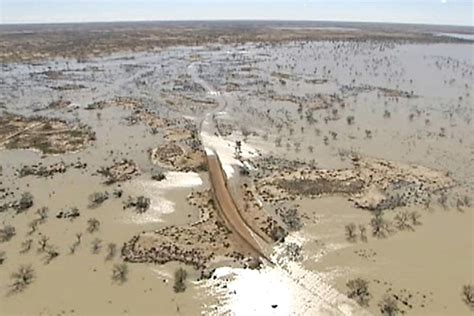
1 39 473 315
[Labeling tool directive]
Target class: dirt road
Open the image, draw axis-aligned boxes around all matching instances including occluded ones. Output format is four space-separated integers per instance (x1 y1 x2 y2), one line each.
206 151 269 260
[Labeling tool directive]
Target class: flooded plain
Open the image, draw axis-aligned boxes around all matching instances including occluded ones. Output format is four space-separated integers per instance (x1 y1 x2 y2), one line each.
0 26 473 316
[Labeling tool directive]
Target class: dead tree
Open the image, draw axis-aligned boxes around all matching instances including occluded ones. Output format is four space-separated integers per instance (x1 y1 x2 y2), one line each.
345 223 357 242
347 278 371 306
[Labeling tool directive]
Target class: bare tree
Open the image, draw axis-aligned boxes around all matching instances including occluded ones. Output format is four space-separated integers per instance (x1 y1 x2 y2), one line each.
370 212 390 238
91 238 102 254
456 195 472 212
0 225 16 242
345 223 357 242
346 115 355 125
394 211 413 231
15 192 34 213
0 251 6 265
173 268 188 293
462 284 474 310
37 235 49 253
87 218 101 233
88 192 109 209
379 295 400 316
323 136 329 145
438 192 448 209
36 207 49 224
20 239 33 254
105 243 117 261
9 265 35 294
359 225 367 242
347 278 371 306
112 263 128 284
409 211 421 226
27 219 39 235
44 245 59 264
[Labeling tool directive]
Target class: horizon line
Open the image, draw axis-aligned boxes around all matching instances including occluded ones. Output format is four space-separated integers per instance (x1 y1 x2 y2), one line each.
1 18 473 29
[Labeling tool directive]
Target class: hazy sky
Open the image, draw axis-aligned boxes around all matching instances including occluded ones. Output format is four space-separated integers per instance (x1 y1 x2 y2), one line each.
1 0 473 26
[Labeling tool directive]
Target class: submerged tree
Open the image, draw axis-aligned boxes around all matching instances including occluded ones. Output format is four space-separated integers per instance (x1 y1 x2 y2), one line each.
87 218 101 234
409 211 422 226
44 245 60 264
20 239 33 254
438 192 449 209
105 243 117 261
88 192 109 209
462 284 474 310
359 225 368 242
345 223 357 242
347 278 371 306
394 211 414 231
9 265 35 294
15 192 34 213
112 263 128 284
37 235 49 253
379 295 400 316
370 212 391 239
346 115 355 125
36 207 49 224
0 225 16 243
27 219 39 235
173 268 188 293
91 238 102 254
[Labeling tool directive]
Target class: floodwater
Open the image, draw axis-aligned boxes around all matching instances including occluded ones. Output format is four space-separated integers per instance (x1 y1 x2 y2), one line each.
1 38 473 315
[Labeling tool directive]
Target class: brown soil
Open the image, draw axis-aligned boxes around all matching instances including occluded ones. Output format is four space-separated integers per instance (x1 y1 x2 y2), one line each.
0 113 95 154
256 155 455 211
0 21 467 63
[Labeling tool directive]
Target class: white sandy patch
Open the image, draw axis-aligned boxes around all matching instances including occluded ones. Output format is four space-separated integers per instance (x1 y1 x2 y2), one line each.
149 171 203 189
201 130 262 178
151 268 172 280
202 233 370 316
124 171 202 224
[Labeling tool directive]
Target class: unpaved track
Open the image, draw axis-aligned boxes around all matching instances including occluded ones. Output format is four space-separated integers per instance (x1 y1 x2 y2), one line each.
190 59 370 315
188 61 270 260
207 152 270 260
